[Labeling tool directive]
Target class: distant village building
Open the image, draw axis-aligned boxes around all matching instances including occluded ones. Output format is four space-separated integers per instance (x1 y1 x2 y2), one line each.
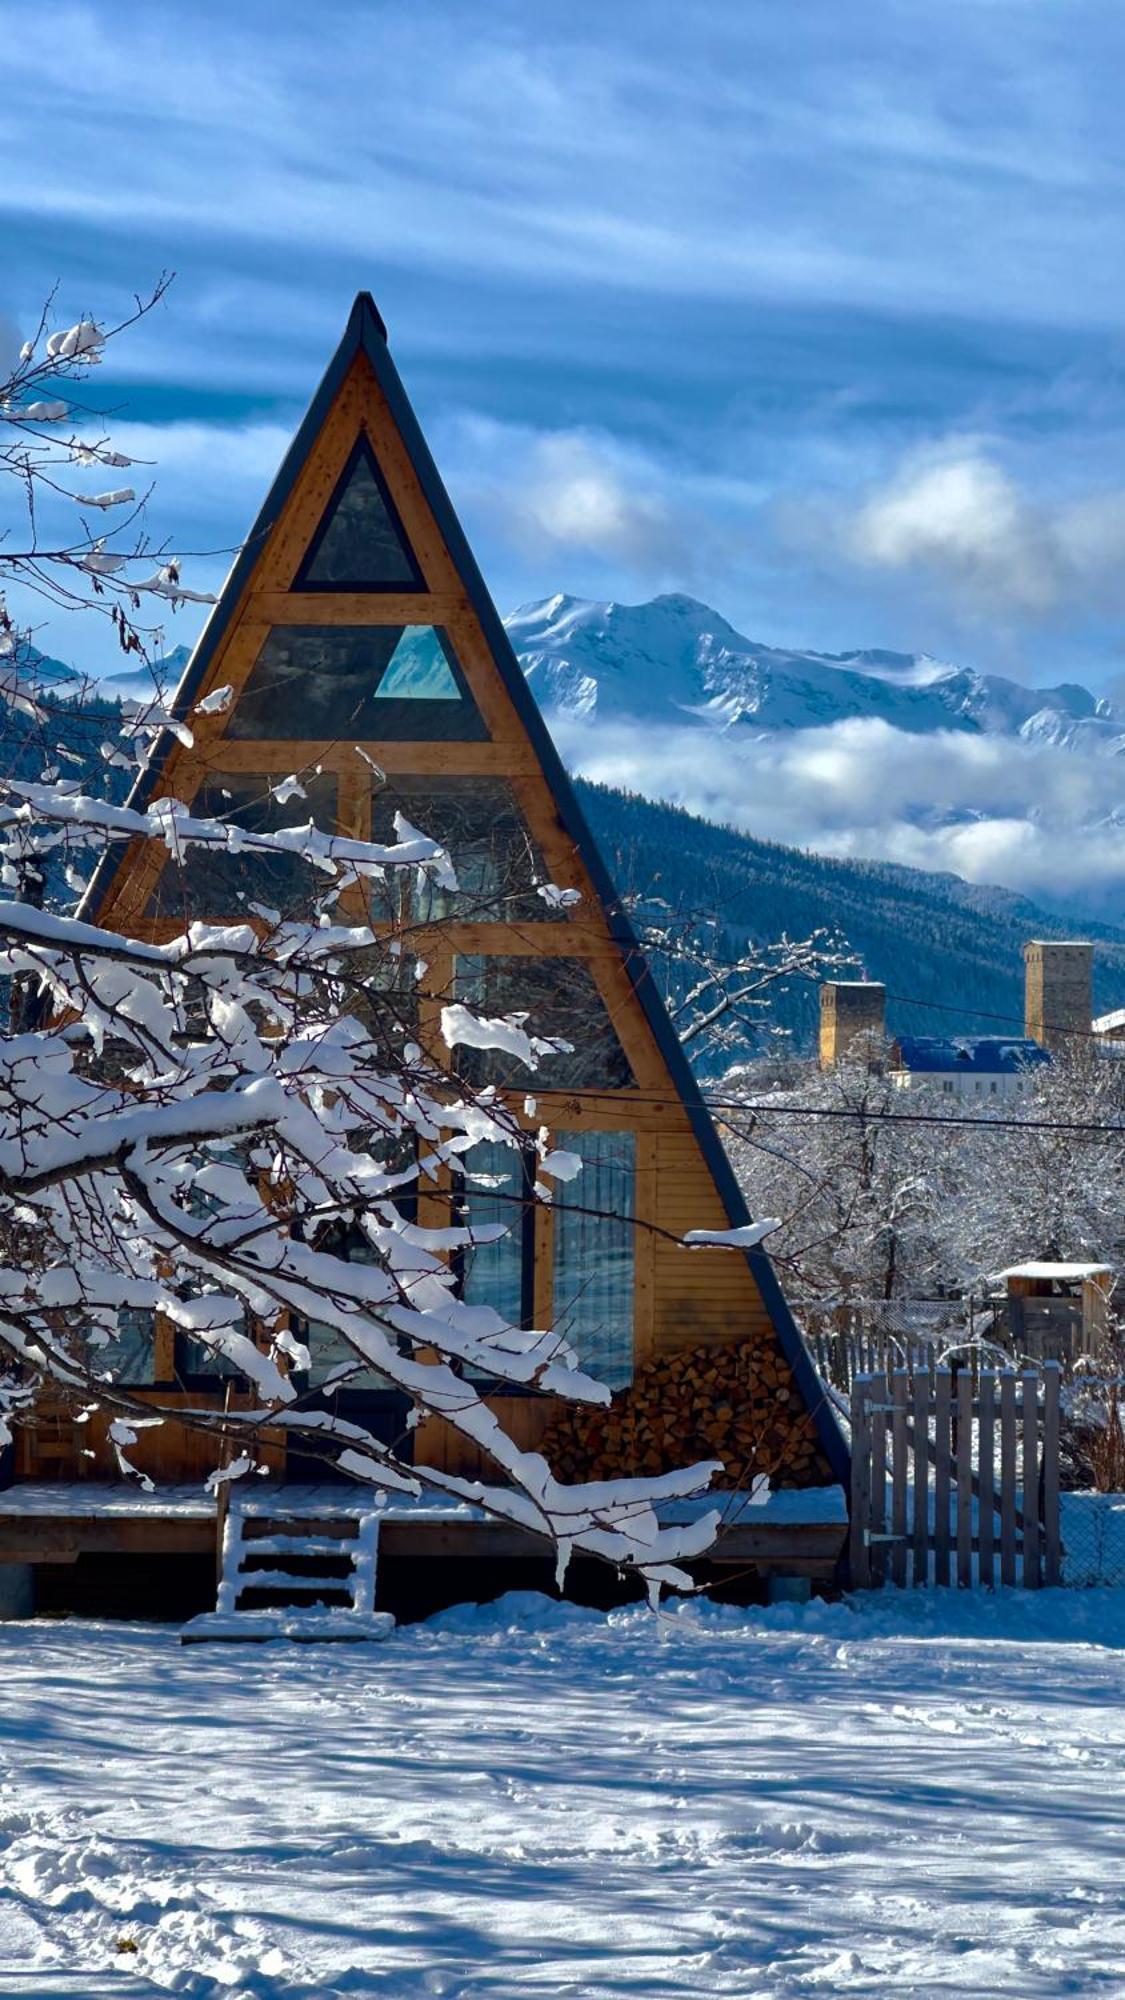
887 1035 1050 1098
819 934 1101 1080
1091 1006 1125 1057
819 981 886 1066
988 1262 1114 1363
1024 939 1093 1052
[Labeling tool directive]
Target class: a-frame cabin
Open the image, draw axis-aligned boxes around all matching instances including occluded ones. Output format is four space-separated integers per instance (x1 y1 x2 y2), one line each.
10 296 846 1585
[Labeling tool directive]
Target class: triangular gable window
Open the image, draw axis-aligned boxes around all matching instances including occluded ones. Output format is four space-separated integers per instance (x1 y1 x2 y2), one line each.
294 435 425 592
225 626 488 741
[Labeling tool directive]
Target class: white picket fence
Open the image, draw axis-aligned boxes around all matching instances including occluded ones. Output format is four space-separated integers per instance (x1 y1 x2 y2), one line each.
849 1364 1062 1590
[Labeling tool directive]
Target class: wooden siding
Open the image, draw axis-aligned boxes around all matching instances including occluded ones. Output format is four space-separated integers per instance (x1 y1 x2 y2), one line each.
651 1135 775 1355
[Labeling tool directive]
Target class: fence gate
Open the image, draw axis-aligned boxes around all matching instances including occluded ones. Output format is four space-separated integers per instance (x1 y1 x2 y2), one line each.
849 1364 1062 1590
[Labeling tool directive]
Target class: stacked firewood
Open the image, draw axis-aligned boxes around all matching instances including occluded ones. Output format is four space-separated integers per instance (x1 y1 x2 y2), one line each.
543 1338 826 1489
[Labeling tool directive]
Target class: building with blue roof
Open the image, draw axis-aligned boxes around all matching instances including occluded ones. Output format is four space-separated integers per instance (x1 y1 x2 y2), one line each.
889 1035 1051 1099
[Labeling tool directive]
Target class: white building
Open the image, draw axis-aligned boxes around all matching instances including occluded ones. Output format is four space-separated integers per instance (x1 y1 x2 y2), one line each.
888 1035 1051 1100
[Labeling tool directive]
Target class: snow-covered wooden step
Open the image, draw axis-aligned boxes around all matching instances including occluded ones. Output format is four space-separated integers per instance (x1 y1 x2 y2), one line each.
237 1532 358 1557
228 1569 354 1594
182 1498 393 1644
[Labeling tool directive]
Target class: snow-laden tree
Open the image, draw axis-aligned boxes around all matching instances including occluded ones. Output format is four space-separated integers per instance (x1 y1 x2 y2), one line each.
966 1043 1125 1273
621 889 853 1076
724 1036 1125 1310
0 775 732 1592
723 1036 967 1304
0 277 215 673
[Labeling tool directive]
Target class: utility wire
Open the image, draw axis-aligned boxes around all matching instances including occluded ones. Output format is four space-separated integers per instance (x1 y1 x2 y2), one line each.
519 1078 1125 1137
701 1097 1125 1137
866 982 1121 1046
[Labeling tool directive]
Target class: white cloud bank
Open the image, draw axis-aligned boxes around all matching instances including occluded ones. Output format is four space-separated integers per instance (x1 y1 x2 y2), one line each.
442 414 698 580
829 440 1125 623
550 708 1125 915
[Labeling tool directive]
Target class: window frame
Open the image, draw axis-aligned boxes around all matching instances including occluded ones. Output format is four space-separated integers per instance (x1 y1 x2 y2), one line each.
292 433 426 594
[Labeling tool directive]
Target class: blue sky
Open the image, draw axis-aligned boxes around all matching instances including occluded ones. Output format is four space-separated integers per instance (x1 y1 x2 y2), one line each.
8 0 1125 688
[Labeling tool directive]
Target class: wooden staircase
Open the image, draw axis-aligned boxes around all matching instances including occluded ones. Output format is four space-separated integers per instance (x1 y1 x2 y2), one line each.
182 1493 395 1644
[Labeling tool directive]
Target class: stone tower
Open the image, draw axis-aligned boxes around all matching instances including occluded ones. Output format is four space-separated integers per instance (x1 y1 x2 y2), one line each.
1023 940 1093 1052
819 981 886 1066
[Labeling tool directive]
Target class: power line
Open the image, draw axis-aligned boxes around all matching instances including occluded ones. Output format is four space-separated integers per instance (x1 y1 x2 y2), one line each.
700 1096 1125 1137
873 983 1118 1046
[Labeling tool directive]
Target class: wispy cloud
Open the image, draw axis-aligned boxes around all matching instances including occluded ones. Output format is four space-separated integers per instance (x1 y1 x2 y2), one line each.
792 439 1125 625
6 0 1125 687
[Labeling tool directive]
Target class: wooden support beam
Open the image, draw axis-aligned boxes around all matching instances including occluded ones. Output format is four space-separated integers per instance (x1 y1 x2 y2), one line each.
195 741 542 777
250 591 469 625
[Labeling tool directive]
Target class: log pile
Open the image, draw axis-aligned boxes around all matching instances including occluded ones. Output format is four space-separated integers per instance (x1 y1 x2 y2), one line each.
543 1336 828 1489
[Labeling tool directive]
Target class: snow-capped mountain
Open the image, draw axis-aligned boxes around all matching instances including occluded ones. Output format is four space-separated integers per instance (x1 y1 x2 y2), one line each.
505 592 1125 922
95 645 192 706
506 591 1124 752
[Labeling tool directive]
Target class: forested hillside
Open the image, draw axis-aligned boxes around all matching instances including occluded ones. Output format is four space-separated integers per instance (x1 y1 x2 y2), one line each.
12 679 1125 1063
577 780 1125 1053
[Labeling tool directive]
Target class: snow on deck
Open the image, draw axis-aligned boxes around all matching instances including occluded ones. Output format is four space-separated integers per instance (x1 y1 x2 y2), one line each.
0 1480 848 1526
6 1589 1125 1995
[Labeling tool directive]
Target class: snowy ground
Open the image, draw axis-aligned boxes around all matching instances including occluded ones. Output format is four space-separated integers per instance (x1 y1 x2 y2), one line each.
4 1590 1125 1998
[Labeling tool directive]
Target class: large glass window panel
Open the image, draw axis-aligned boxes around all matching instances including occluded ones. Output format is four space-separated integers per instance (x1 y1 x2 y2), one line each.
369 778 553 925
454 956 635 1092
90 1308 156 1386
552 1130 635 1390
225 626 487 742
294 436 424 592
300 1228 399 1392
147 772 338 921
457 1139 530 1334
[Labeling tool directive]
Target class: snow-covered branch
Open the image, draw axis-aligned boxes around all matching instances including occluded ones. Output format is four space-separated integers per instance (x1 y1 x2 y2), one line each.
0 788 720 1591
0 276 216 673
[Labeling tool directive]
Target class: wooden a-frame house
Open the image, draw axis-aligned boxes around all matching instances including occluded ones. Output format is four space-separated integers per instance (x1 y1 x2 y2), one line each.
12 294 846 1536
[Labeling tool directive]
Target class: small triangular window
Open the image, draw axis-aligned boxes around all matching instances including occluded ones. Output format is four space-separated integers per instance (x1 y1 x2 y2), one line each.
374 627 461 700
294 435 424 592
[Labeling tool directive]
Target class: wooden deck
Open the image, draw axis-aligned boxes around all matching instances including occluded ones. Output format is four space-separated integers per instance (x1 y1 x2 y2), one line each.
0 1483 848 1580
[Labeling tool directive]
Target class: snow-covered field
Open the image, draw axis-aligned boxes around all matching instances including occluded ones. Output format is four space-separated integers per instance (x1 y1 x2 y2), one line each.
4 1588 1125 1998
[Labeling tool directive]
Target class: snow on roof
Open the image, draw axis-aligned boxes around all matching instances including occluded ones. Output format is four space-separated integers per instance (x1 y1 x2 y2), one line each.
892 1035 1050 1075
993 1261 1114 1283
1093 1008 1125 1035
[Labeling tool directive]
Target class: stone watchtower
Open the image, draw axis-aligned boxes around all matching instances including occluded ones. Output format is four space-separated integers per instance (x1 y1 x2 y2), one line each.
1023 940 1093 1052
819 981 886 1067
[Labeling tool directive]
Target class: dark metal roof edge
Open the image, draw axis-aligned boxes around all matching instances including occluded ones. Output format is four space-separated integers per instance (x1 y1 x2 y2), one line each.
358 310 849 1487
80 296 373 919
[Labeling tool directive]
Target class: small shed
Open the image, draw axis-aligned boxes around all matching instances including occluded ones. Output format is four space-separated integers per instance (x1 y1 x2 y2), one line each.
989 1261 1115 1363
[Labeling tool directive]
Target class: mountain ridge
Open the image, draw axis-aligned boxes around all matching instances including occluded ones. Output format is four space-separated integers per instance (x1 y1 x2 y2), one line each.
506 590 1123 749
